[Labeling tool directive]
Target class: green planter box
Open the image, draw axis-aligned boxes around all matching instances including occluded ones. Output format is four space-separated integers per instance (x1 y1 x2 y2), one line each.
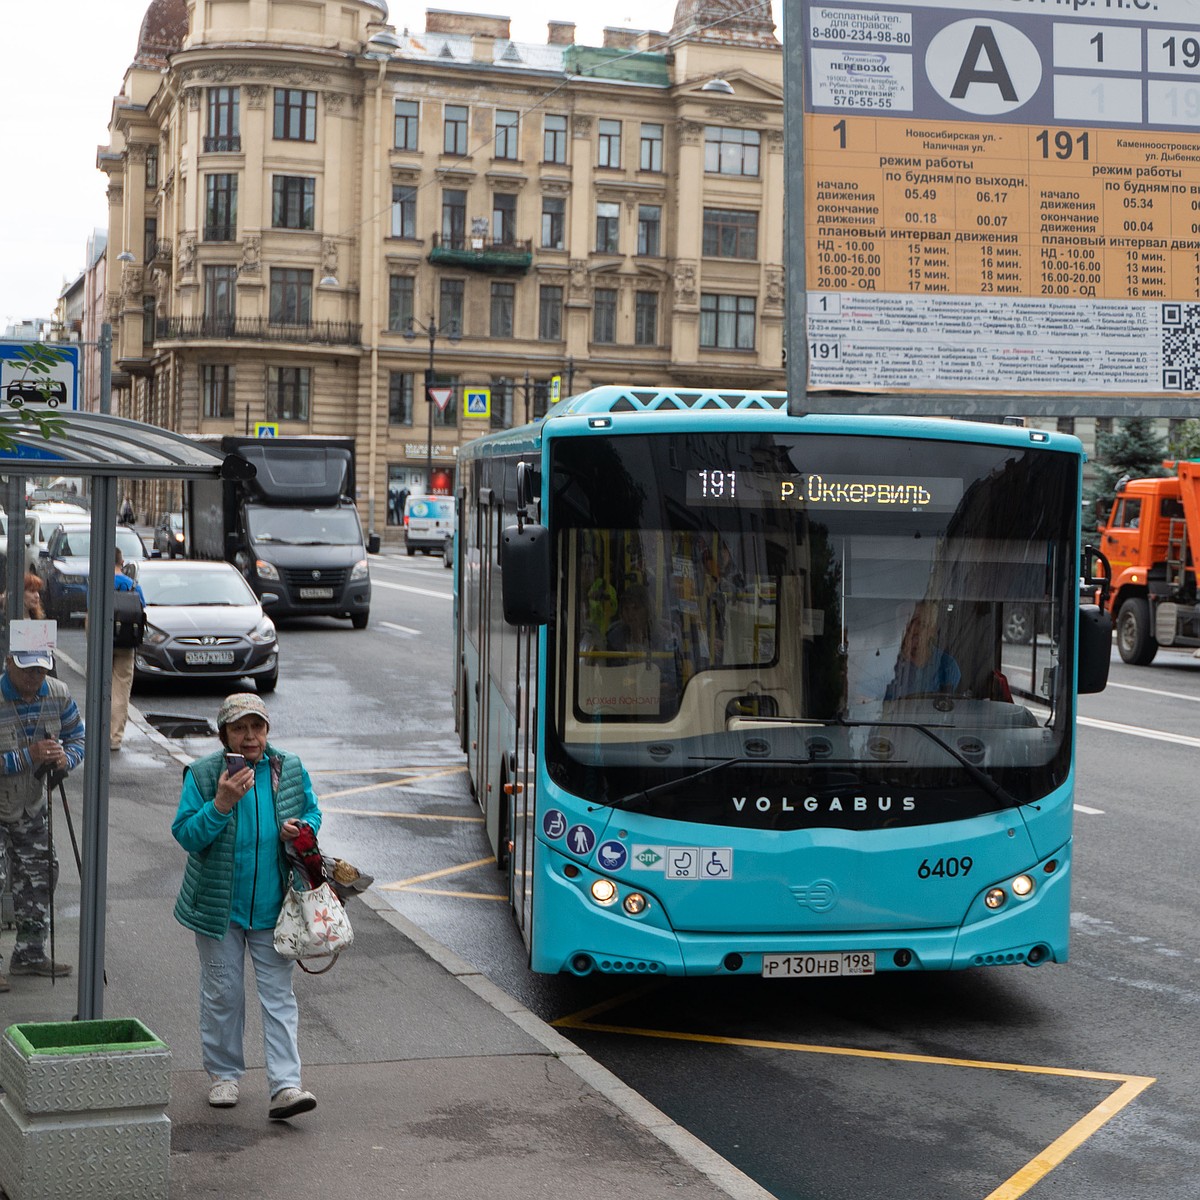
0 1019 171 1200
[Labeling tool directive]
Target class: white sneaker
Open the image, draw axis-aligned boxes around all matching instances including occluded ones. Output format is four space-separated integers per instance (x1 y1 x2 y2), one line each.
208 1079 239 1107
269 1086 316 1120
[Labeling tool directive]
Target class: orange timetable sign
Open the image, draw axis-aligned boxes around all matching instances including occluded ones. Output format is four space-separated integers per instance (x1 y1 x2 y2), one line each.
807 115 1200 302
800 0 1200 395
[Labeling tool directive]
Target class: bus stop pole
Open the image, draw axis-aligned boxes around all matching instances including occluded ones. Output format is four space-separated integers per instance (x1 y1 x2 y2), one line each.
783 0 809 417
76 475 118 1020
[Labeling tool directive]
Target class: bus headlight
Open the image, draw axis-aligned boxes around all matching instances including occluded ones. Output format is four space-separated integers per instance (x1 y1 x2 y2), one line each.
1012 874 1035 897
984 888 1007 909
590 879 618 905
622 893 648 915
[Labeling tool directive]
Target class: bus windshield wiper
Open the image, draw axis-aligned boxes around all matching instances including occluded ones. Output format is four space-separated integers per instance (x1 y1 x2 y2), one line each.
599 757 750 813
835 715 1021 809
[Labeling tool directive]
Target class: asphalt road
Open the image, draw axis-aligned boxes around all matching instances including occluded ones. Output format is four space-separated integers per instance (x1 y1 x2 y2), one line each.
67 554 1200 1200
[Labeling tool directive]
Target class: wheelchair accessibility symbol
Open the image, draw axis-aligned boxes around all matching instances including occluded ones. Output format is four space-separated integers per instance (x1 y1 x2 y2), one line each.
542 809 567 840
703 848 733 879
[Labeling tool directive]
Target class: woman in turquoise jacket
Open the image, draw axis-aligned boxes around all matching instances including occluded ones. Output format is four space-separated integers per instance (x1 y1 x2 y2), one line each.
172 693 322 1121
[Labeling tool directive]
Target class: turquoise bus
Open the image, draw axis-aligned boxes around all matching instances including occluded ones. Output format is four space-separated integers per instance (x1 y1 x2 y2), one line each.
450 387 1111 978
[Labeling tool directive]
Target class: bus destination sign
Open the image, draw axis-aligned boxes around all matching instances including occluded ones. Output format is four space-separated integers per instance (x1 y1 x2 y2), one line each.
687 469 965 511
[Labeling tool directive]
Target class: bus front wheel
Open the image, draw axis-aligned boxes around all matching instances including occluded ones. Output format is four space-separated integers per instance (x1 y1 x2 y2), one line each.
1117 597 1158 665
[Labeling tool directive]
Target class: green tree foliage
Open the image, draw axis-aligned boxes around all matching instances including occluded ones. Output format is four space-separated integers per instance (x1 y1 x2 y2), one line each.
1167 418 1200 460
1 343 70 452
1083 417 1168 536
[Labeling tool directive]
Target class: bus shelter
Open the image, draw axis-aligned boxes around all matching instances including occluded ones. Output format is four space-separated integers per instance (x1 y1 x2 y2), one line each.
1 413 251 1019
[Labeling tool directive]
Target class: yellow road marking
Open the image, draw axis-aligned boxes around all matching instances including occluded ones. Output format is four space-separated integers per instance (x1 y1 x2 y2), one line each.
322 804 482 823
318 765 468 800
378 856 495 891
399 886 508 901
551 1012 1154 1199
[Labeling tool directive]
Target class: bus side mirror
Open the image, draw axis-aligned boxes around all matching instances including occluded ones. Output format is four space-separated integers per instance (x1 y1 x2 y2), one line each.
501 523 552 626
1077 605 1111 695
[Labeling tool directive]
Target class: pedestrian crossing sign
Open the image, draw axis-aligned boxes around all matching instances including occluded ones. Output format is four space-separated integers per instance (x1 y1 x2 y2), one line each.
464 387 490 419
254 422 279 437
549 375 561 404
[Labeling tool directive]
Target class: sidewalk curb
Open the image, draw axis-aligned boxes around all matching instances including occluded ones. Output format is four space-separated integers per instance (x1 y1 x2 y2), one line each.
359 888 775 1200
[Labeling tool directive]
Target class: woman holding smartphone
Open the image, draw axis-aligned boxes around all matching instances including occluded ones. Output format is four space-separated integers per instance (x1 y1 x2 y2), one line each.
171 693 322 1120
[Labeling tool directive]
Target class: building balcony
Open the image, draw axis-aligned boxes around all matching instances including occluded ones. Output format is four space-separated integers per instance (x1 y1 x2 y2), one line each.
203 135 242 153
428 233 532 274
155 316 362 345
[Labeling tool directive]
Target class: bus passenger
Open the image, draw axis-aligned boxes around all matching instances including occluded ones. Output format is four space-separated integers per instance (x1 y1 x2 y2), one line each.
885 601 960 700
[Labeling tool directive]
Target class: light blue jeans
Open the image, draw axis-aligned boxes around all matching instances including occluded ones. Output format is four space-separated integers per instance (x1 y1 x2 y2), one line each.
195 925 302 1096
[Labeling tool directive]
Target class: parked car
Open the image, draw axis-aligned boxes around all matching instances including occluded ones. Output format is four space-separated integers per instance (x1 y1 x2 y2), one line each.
153 511 185 558
404 495 455 556
133 560 278 692
37 524 149 622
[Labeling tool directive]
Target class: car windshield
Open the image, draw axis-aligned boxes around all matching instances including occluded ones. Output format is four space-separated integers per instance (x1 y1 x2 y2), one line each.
140 568 258 606
56 528 146 559
245 504 363 546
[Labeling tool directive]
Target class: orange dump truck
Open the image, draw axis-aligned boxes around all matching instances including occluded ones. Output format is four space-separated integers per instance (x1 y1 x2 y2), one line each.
1097 459 1200 664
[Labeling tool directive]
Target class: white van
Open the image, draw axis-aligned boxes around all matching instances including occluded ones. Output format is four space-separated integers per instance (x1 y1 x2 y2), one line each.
404 495 455 556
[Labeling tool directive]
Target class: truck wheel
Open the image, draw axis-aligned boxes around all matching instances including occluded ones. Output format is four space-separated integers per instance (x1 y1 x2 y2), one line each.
1003 604 1034 645
406 544 415 557
351 611 369 629
1117 597 1158 665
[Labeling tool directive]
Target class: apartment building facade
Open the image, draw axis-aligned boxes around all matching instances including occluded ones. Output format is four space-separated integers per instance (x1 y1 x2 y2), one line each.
100 0 784 528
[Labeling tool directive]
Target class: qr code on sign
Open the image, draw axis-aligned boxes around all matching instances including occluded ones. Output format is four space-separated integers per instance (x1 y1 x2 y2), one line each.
1161 303 1200 390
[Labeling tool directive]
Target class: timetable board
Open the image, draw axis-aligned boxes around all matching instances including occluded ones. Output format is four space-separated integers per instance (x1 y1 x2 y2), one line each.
801 0 1200 395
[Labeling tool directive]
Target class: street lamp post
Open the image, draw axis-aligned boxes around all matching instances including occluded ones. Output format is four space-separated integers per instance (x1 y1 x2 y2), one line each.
405 315 460 491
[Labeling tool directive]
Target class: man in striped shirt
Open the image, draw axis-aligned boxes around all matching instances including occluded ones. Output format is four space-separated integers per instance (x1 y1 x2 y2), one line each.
0 649 85 992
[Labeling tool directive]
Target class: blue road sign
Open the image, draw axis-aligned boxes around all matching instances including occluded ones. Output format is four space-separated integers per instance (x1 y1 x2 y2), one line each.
0 341 80 411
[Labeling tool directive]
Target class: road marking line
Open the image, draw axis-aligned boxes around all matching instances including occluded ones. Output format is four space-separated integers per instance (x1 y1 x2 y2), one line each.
551 1015 1154 1200
1079 715 1200 748
322 804 482 823
1074 804 1105 815
319 765 467 800
379 856 495 890
396 886 507 901
370 579 451 600
1104 680 1200 703
381 620 422 635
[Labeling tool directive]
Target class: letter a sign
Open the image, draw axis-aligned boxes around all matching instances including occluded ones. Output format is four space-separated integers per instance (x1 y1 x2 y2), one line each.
428 385 452 413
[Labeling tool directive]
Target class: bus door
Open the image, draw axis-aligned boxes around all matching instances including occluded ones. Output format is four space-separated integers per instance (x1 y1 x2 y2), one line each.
475 486 496 825
510 621 536 939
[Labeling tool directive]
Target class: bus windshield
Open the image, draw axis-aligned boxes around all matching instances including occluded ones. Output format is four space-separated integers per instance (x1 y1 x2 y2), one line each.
544 430 1079 830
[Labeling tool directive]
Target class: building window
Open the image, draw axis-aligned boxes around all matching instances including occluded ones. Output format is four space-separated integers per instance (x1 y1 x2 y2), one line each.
495 109 519 160
142 295 156 348
538 285 563 340
443 104 468 155
1096 416 1113 434
204 174 237 241
205 87 240 152
269 268 312 325
391 185 416 238
544 114 567 164
274 89 317 141
593 288 617 343
490 378 514 430
704 126 760 177
388 371 414 425
634 291 657 345
598 119 622 168
267 366 310 421
637 205 661 257
203 265 236 322
394 99 419 150
490 281 515 338
145 146 159 189
700 293 756 349
271 176 315 230
144 217 158 265
439 278 464 334
639 122 663 172
702 208 759 259
595 201 620 253
492 193 517 243
388 275 414 331
442 189 466 246
1057 417 1076 434
201 365 234 418
541 195 565 249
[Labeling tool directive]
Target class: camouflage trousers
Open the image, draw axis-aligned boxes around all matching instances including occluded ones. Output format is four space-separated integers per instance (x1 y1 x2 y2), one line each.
0 806 59 966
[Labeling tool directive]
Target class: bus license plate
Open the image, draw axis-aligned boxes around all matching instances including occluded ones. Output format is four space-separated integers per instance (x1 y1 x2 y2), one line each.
184 650 235 666
762 952 875 979
299 587 334 599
